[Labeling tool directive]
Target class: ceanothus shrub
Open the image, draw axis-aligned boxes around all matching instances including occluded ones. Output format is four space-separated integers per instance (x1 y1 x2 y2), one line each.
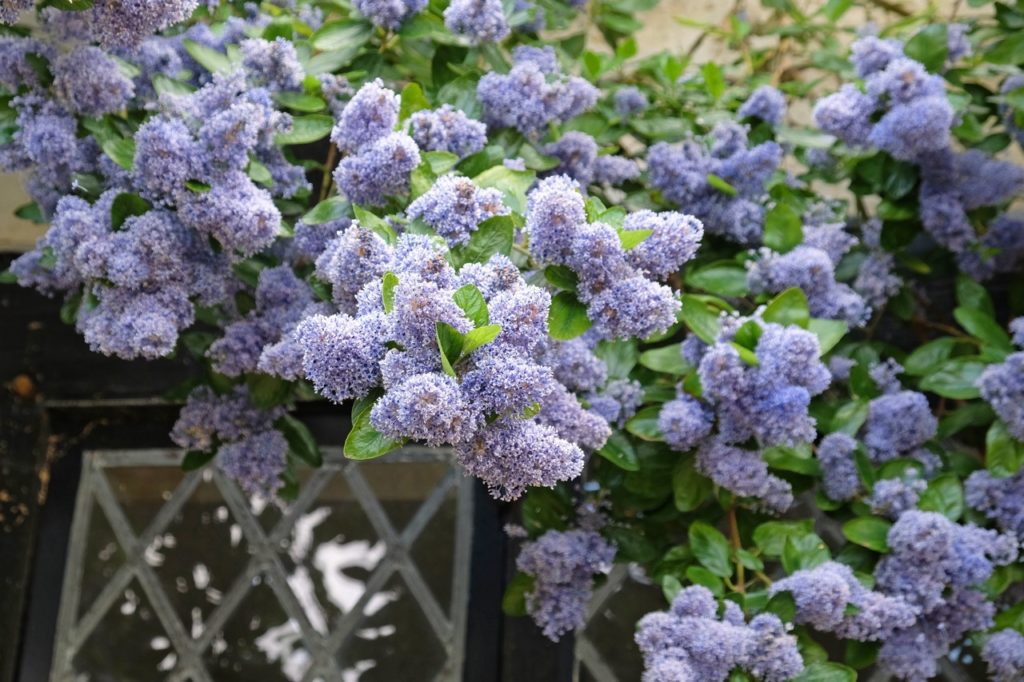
3 1 1024 680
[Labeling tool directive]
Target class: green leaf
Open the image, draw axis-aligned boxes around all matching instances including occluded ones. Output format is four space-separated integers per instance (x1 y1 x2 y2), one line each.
502 572 534 616
344 401 405 460
808 318 847 355
685 565 724 596
955 274 995 318
381 272 399 314
453 284 489 327
918 357 986 399
793 662 857 682
903 24 948 72
597 431 640 471
701 62 726 100
986 32 1024 65
544 265 579 291
276 115 334 145
782 533 831 572
399 82 431 122
246 373 292 408
842 517 891 553
275 415 322 467
548 291 592 341
918 473 963 520
247 159 273 187
182 39 234 74
461 324 502 356
987 420 1024 477
763 203 803 253
14 202 45 224
619 228 653 250
639 343 688 375
310 19 373 51
102 138 136 171
673 455 710 511
953 307 1013 351
422 150 459 175
185 179 211 193
680 294 722 343
435 322 465 376
753 520 814 556
110 192 150 230
662 575 683 603
684 261 749 297
688 521 733 578
762 288 810 328
763 446 821 475
903 337 959 376
301 196 349 226
274 91 326 112
625 406 663 441
472 166 536 214
765 590 797 622
182 450 215 472
706 173 738 196
352 205 398 244
594 340 638 380
448 215 514 268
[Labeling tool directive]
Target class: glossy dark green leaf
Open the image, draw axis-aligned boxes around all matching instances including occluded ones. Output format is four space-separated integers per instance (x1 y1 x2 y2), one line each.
344 403 405 460
673 455 710 511
842 517 891 553
453 283 489 327
448 215 514 268
918 473 963 520
763 203 803 253
639 343 689 375
276 414 323 467
275 115 334 145
548 291 592 341
625 406 663 441
918 357 986 399
762 288 810 329
684 261 749 297
382 272 399 314
435 321 464 376
597 431 640 471
680 294 722 343
903 24 948 72
182 450 215 471
987 420 1024 477
688 521 732 577
110 192 150 231
461 324 502 356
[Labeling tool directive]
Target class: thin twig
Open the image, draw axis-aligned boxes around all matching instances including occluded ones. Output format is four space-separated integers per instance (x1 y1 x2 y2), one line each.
728 506 745 593
319 144 337 203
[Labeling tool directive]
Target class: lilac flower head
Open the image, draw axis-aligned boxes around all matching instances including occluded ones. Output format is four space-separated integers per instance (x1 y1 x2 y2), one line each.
487 286 551 354
132 116 201 205
455 417 584 500
659 394 713 452
543 131 599 185
218 430 288 496
516 529 615 640
52 46 135 117
586 276 680 340
333 132 420 206
862 390 937 462
813 85 877 147
444 0 510 44
540 339 607 393
407 174 508 246
965 469 1024 539
870 473 926 519
623 210 703 280
353 0 426 28
851 35 904 77
592 155 640 185
477 56 598 136
240 38 304 91
818 432 861 502
171 386 283 451
868 97 953 161
0 0 32 24
696 439 794 513
738 85 786 126
983 629 1024 682
410 105 487 158
978 352 1024 441
88 0 200 47
330 79 400 154
525 175 586 263
295 312 387 402
179 171 281 256
371 372 483 446
315 221 393 313
614 86 648 118
587 378 643 428
866 57 945 104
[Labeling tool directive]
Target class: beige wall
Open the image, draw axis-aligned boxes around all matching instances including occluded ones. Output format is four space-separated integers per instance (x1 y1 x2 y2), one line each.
0 0 977 251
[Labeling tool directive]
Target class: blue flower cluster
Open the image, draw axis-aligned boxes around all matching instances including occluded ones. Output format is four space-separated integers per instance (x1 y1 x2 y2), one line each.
353 0 426 29
525 175 697 338
873 511 1019 680
515 528 615 641
477 46 599 136
648 122 782 245
410 105 488 158
978 352 1024 441
771 561 915 641
983 629 1024 682
869 472 926 519
542 131 638 187
444 0 509 44
171 386 288 495
331 79 421 206
738 85 786 126
294 227 610 499
637 585 804 681
817 432 861 502
965 469 1024 540
862 390 937 467
407 174 509 246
